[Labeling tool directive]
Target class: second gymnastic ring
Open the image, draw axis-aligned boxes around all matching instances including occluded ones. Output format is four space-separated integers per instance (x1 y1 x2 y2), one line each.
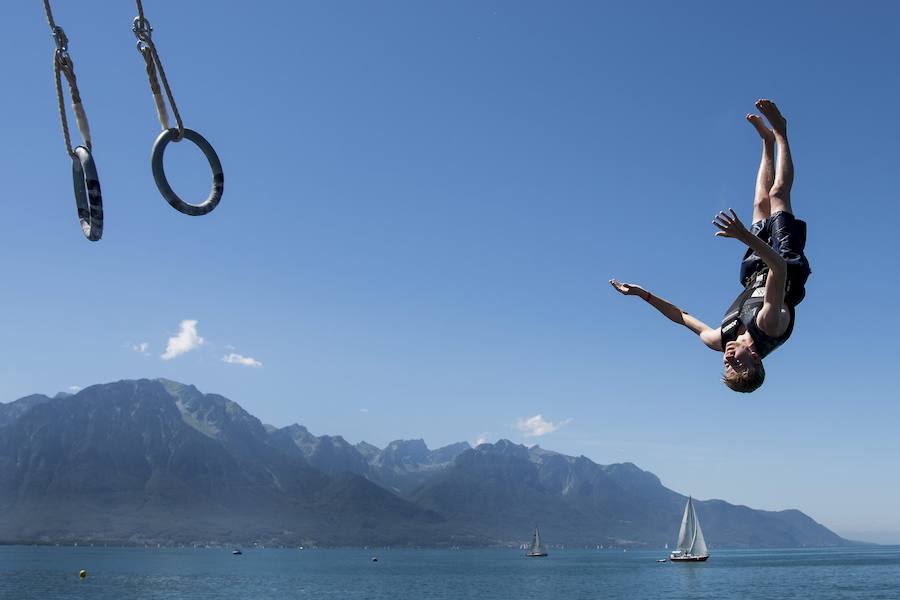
71 145 103 241
150 127 224 216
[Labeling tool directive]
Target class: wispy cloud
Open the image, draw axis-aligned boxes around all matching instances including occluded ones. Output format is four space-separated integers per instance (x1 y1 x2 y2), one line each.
132 342 150 355
161 320 204 361
514 415 572 438
68 385 82 393
475 432 489 446
360 408 370 413
222 353 262 368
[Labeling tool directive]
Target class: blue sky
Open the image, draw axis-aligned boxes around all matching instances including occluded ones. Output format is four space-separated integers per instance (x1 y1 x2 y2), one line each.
1 1 898 541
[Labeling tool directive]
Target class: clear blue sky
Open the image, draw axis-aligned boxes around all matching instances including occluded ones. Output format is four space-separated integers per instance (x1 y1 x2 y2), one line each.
1 1 898 542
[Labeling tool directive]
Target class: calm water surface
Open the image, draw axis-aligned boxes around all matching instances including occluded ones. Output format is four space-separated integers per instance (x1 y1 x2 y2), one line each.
1 546 898 599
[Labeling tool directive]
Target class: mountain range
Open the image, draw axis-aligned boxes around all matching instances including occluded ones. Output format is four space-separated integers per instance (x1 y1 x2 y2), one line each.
0 379 850 548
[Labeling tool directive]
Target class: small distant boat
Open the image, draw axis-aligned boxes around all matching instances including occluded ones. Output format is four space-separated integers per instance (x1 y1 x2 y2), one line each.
232 549 242 555
656 559 667 563
669 496 709 562
371 556 378 562
526 527 548 557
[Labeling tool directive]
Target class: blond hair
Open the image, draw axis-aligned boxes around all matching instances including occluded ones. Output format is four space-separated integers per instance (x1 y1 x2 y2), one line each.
722 360 766 393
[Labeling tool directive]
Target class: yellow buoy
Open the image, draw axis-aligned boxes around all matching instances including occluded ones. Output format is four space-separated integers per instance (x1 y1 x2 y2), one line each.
79 570 87 578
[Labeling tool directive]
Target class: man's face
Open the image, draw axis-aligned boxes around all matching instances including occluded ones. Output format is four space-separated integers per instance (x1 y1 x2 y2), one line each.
723 339 759 376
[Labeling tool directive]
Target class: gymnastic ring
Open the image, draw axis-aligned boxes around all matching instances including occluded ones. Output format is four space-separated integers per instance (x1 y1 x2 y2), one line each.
71 145 103 241
150 128 224 216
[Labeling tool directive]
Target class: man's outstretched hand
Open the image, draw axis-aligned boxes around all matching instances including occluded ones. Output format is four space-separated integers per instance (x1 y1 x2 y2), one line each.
609 279 646 297
713 208 751 242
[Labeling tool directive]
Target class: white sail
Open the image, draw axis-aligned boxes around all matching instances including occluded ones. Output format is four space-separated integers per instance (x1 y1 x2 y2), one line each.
690 501 708 557
674 497 708 557
675 497 693 552
529 527 546 555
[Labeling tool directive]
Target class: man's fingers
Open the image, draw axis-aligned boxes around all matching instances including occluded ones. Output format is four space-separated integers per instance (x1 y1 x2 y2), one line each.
729 208 739 221
714 231 728 237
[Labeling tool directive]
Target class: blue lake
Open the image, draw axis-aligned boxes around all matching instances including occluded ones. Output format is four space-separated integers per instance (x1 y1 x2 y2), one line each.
1 546 898 599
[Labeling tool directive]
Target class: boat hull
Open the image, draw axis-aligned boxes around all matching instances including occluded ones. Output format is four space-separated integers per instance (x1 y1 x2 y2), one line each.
670 555 708 562
526 552 548 557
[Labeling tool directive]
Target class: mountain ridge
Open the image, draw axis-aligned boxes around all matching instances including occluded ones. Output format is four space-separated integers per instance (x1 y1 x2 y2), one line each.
0 379 850 548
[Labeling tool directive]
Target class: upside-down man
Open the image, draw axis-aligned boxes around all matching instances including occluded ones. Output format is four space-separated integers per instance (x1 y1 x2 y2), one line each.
610 99 811 392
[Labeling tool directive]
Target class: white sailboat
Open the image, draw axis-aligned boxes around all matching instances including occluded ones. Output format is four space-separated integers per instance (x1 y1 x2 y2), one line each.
669 496 709 562
526 527 548 557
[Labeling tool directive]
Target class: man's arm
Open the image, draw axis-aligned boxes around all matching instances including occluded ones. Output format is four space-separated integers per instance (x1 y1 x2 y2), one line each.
745 234 791 336
712 209 790 336
609 280 722 351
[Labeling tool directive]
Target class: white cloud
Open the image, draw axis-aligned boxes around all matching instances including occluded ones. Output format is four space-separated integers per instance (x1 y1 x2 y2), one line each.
475 433 489 446
161 320 204 361
360 408 370 413
132 342 150 355
68 385 82 393
222 353 262 368
514 415 572 438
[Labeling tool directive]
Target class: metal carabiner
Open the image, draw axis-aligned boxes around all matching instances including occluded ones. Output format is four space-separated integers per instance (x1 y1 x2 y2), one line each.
52 25 71 66
132 16 153 51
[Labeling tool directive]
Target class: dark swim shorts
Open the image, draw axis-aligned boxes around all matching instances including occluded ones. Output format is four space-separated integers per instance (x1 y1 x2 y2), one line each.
739 211 811 307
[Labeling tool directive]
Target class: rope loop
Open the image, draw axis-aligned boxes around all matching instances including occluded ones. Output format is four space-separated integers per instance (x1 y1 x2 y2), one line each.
44 0 103 240
131 6 184 141
134 0 221 216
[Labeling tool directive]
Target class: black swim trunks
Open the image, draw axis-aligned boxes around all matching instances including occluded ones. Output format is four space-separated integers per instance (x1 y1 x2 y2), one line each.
739 211 811 307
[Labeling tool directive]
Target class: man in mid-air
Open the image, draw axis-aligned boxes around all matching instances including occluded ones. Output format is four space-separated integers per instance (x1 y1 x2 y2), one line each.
610 99 811 392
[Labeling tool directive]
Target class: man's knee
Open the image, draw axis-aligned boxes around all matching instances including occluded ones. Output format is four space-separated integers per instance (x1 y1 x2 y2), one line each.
754 194 770 211
769 186 791 206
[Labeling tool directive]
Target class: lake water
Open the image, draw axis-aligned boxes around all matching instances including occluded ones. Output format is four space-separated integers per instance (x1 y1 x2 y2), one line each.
1 546 898 599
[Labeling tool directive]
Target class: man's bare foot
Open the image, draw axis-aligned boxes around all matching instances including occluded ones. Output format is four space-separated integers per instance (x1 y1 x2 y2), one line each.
755 99 787 136
746 114 775 144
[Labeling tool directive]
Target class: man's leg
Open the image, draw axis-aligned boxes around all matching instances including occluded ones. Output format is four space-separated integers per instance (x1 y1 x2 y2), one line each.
756 99 794 215
746 114 775 223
